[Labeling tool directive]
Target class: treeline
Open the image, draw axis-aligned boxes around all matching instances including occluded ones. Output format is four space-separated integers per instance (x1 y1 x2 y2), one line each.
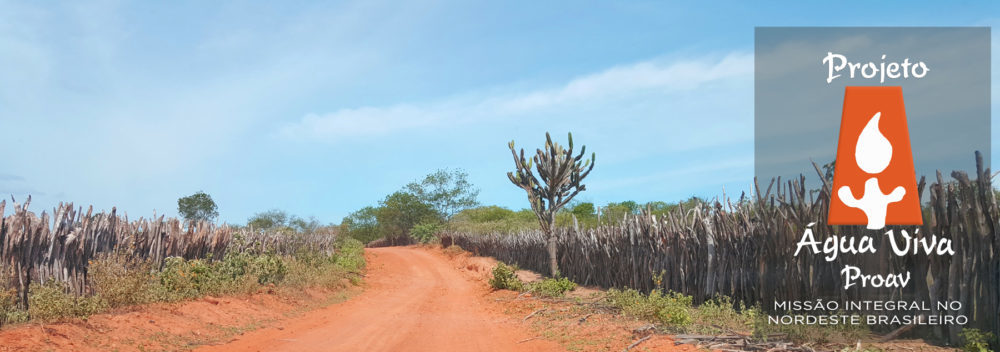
242 209 337 236
336 169 707 246
446 198 706 234
175 190 340 238
339 169 479 245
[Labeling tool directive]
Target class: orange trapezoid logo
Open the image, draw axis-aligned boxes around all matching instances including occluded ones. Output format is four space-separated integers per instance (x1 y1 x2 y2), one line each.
828 86 922 229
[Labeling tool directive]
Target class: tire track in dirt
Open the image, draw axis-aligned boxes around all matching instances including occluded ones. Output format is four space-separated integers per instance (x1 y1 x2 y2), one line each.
196 247 564 352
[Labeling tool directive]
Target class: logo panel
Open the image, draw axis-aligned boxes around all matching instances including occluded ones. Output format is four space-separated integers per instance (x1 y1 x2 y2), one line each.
828 86 922 229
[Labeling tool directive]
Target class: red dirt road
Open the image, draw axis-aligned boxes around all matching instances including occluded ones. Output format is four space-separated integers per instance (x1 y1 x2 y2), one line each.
197 247 564 352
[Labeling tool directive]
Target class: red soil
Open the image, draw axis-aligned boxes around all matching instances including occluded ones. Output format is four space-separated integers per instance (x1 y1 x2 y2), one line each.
0 285 357 351
196 247 564 352
0 247 699 352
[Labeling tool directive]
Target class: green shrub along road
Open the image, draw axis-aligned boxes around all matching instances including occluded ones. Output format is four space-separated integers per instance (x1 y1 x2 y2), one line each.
1 238 365 325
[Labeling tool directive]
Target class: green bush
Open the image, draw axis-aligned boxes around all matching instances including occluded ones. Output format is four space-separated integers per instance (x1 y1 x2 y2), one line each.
688 296 761 335
0 286 27 325
334 238 366 273
410 222 442 243
156 251 287 297
489 263 524 291
216 251 251 279
250 254 287 284
449 207 539 233
282 238 366 288
283 258 338 289
0 239 368 326
529 277 577 298
606 289 692 328
28 281 103 321
88 253 159 308
961 328 996 352
462 206 516 222
159 257 215 299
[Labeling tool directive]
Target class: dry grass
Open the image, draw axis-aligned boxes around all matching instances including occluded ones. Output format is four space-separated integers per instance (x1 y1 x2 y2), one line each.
0 238 366 325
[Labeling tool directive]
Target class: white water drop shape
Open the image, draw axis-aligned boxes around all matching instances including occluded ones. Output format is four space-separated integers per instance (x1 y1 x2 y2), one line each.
855 112 892 174
837 111 905 229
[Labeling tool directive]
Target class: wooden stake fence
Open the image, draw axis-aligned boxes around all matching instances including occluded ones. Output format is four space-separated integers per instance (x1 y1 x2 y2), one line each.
447 153 999 344
0 199 335 312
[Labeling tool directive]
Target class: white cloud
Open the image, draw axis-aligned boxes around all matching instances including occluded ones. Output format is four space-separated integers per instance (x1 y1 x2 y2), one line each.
0 173 24 182
284 105 443 140
280 53 753 141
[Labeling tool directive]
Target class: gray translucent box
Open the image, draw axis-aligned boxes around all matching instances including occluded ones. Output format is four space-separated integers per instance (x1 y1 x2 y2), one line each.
755 27 990 189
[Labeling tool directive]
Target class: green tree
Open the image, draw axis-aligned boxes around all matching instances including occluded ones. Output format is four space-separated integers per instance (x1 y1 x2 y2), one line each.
569 202 596 219
247 209 289 230
289 216 322 233
405 169 480 220
457 205 516 222
644 201 675 215
341 206 380 243
449 206 541 233
247 210 325 234
618 201 640 213
601 201 639 224
177 191 219 222
376 191 440 240
680 196 704 209
514 208 537 222
561 202 597 227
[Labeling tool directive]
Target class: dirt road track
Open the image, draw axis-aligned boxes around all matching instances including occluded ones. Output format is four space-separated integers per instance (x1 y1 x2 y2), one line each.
197 247 564 352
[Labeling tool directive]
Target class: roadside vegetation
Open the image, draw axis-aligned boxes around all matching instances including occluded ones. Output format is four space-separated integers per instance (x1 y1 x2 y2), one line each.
488 262 524 292
529 277 577 298
0 237 364 325
484 257 994 351
489 261 577 299
483 259 885 350
486 257 877 345
960 329 996 352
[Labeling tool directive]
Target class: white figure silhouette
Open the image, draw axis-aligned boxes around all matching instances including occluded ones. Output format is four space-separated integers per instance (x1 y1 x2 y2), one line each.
837 112 905 230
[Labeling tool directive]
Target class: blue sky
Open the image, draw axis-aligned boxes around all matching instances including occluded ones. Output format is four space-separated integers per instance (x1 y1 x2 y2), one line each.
0 1 997 224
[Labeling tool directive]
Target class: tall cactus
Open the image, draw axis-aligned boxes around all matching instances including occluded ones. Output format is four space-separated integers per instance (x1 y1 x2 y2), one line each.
507 132 595 277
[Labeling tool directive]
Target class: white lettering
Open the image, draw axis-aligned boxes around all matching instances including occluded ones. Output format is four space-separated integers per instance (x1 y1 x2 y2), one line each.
824 53 929 83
